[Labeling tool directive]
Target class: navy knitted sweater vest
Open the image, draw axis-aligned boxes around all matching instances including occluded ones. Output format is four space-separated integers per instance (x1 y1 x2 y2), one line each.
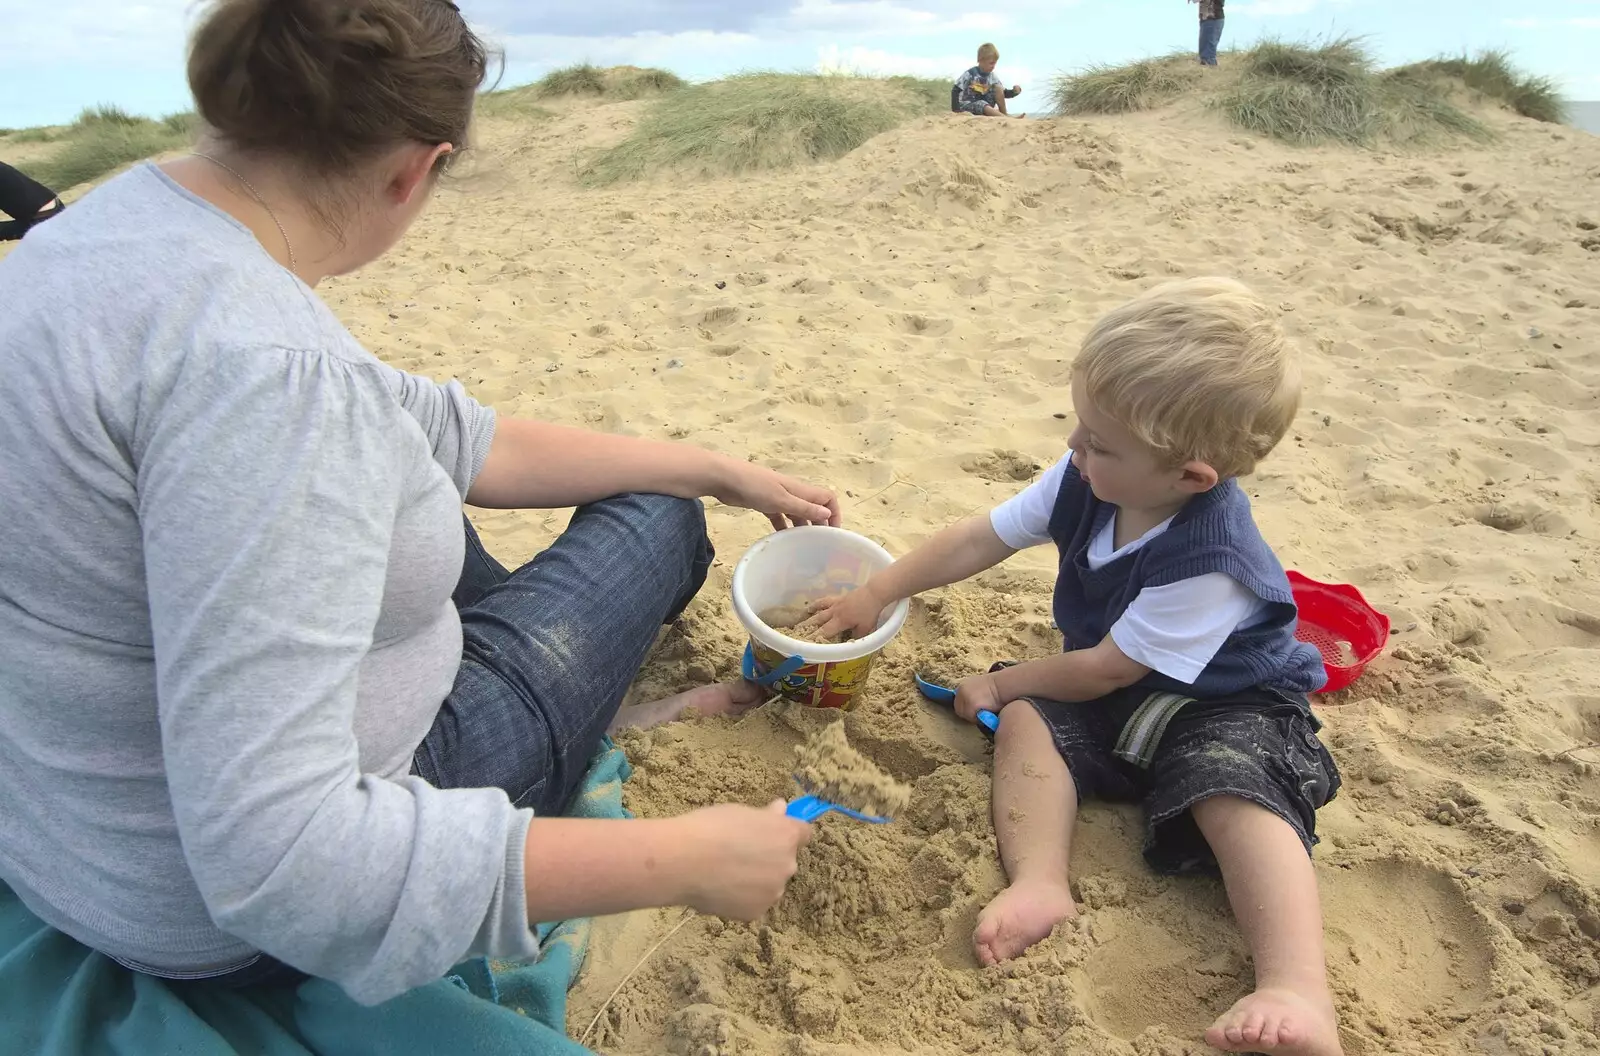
1045 463 1326 697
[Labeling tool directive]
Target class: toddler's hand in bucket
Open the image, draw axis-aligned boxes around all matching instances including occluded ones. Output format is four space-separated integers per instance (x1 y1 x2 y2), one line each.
713 459 841 530
676 801 813 920
812 584 886 641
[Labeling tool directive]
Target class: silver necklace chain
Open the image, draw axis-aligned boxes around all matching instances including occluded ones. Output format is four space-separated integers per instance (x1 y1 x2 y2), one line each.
191 152 297 274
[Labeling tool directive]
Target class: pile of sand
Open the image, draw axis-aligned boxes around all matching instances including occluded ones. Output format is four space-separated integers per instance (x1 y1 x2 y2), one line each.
303 95 1599 1055
793 719 911 817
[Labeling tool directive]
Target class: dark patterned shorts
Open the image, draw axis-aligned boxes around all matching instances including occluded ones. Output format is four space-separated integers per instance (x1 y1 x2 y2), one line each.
1025 683 1341 874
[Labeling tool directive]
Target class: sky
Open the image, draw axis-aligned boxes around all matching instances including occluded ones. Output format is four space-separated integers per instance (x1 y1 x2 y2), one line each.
0 0 1597 129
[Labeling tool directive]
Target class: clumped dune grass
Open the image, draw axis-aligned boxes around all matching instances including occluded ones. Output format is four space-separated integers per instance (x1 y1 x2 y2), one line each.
581 73 947 186
1051 54 1200 115
531 64 687 101
620 67 689 97
1388 50 1567 124
161 111 198 136
74 104 145 129
475 87 556 121
9 127 62 144
536 63 608 97
479 64 687 118
18 106 195 190
1217 38 1386 146
1214 38 1496 147
1050 37 1561 148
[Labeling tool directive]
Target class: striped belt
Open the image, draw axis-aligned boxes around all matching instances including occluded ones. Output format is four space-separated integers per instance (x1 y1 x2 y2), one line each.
1113 691 1195 769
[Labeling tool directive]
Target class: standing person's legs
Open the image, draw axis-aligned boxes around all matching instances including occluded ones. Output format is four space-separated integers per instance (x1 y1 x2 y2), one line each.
1199 18 1225 66
0 162 61 241
416 494 733 816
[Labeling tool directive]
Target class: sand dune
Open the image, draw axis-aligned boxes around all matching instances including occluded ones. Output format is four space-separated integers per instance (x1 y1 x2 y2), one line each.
321 100 1600 1055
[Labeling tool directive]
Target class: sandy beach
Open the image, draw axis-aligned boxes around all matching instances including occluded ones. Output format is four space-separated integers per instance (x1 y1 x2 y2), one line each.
312 96 1600 1055
10 84 1597 1053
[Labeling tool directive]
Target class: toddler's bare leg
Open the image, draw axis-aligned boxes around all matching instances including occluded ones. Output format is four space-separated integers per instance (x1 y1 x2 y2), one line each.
1194 795 1343 1056
972 703 1079 965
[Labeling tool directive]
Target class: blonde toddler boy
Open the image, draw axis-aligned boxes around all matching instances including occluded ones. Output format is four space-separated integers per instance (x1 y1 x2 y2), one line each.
952 42 1023 118
818 278 1344 1056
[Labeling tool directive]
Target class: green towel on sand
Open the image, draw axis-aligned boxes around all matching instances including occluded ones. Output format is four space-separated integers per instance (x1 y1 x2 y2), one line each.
0 744 632 1056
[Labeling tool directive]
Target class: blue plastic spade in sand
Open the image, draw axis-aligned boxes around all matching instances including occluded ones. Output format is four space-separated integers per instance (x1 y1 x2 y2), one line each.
785 793 890 824
784 778 891 824
914 673 1000 737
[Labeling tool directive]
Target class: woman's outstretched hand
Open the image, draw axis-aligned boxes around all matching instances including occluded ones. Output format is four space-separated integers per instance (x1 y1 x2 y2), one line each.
676 801 813 919
713 459 841 530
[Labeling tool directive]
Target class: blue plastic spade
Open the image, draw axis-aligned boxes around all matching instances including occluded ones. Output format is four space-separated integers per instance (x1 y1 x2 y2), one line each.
913 673 999 736
785 794 890 824
785 777 891 823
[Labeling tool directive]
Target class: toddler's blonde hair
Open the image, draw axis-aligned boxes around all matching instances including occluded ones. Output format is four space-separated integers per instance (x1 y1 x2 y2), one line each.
1072 277 1301 479
977 42 999 62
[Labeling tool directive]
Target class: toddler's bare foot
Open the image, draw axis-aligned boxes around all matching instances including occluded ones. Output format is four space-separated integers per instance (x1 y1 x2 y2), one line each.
972 879 1077 966
1205 986 1342 1056
609 680 764 732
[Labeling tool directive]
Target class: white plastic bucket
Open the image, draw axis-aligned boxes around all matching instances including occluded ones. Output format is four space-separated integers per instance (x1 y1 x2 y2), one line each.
730 526 909 710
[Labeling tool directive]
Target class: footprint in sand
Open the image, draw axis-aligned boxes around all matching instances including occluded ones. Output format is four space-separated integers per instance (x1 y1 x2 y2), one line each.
893 312 954 336
1322 859 1494 1037
961 449 1041 482
1075 882 1247 1042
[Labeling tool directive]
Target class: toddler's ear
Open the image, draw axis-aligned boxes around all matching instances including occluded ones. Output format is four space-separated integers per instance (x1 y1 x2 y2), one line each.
1178 460 1220 493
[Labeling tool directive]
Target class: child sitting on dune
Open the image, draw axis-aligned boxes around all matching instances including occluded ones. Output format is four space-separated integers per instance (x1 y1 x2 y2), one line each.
816 278 1344 1056
952 42 1023 118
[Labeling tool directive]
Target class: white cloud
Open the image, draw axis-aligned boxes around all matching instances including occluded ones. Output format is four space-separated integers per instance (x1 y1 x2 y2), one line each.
484 0 1045 86
475 0 1040 40
787 0 1006 34
469 0 788 38
492 28 758 77
0 0 193 66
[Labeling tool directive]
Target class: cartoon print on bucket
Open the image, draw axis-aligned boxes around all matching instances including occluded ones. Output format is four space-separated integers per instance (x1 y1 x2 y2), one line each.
732 527 910 711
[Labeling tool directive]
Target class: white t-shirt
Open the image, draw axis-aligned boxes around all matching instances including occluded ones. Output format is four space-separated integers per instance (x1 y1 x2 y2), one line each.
989 452 1269 685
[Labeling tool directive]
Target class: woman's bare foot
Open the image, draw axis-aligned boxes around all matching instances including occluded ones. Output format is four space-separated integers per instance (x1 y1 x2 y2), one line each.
1205 986 1342 1056
972 878 1077 966
608 679 765 733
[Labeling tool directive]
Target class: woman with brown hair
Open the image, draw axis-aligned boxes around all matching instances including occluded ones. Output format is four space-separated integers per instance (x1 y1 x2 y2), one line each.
0 0 820 1012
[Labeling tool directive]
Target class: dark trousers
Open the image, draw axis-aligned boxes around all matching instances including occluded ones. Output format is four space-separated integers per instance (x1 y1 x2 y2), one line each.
0 162 59 241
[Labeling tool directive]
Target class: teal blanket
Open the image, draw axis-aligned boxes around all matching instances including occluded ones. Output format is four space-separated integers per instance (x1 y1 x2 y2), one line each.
0 746 632 1056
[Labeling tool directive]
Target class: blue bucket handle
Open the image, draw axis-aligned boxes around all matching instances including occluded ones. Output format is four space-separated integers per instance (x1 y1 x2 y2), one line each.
742 641 806 687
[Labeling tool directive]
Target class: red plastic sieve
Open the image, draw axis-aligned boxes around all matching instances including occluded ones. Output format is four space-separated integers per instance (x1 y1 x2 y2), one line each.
1288 571 1391 695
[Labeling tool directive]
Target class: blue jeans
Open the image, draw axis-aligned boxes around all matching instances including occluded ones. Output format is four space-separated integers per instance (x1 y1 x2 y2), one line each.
1199 18 1224 66
207 493 712 988
416 493 712 814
